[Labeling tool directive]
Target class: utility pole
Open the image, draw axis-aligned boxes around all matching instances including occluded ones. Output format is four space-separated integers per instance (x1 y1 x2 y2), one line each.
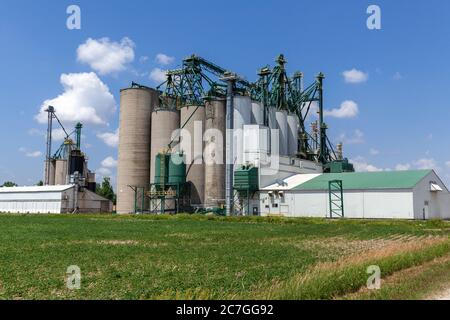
44 106 55 185
221 72 237 216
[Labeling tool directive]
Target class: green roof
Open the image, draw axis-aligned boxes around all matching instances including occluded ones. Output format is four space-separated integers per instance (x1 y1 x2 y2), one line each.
293 170 432 191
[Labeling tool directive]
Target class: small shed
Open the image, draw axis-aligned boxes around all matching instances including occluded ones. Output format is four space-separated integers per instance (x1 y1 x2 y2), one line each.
259 170 450 220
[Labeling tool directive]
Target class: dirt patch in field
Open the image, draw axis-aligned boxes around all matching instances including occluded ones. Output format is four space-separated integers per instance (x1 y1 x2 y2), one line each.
342 254 450 299
249 236 448 299
42 239 170 248
165 233 197 240
429 288 450 300
276 234 442 261
97 240 140 246
315 236 447 270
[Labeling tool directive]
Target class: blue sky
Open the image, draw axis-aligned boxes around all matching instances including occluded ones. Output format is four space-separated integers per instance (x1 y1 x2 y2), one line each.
1 0 450 187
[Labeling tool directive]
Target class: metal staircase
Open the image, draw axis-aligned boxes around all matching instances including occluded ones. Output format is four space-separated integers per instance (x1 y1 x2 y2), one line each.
328 180 344 218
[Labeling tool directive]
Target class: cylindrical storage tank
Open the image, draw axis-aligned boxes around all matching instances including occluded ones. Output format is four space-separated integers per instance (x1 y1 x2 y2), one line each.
251 101 264 125
168 152 186 185
204 99 226 208
55 159 68 185
287 113 299 156
44 160 56 185
268 107 277 130
267 107 278 155
150 108 180 183
154 153 170 186
233 96 252 167
116 87 157 214
275 110 288 156
180 105 206 207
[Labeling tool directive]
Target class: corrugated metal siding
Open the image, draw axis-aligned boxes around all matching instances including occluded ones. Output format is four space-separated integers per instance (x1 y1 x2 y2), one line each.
0 188 73 214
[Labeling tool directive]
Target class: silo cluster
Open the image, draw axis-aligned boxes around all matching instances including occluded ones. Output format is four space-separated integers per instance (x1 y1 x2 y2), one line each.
116 84 302 213
45 144 96 191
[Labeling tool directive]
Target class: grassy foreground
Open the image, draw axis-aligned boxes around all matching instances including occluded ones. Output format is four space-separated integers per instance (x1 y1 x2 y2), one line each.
0 214 449 300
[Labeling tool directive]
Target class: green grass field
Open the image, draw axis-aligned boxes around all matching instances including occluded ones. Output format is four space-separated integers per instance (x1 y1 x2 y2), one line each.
0 214 449 300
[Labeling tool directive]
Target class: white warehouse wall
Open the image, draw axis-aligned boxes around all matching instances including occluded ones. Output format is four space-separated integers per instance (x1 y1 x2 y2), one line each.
260 190 415 219
413 171 450 220
0 187 75 214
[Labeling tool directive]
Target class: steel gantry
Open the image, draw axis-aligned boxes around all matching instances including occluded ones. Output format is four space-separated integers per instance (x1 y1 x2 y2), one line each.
157 54 254 109
154 53 341 165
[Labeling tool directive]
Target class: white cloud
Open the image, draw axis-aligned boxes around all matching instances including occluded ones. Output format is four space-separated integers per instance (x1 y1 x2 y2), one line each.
97 167 112 176
97 129 119 147
338 129 365 145
149 68 167 83
139 56 149 63
342 69 368 84
393 72 403 80
101 156 117 169
155 53 175 65
369 148 380 156
325 100 359 118
302 101 319 120
52 128 67 141
77 37 135 75
26 151 43 158
446 161 450 168
19 147 43 158
395 163 411 171
28 128 45 137
394 158 440 172
414 158 437 170
351 157 383 172
36 73 116 126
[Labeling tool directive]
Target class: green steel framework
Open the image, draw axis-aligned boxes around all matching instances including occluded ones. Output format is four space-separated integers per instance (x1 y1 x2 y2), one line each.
132 183 190 214
149 54 341 164
328 180 344 218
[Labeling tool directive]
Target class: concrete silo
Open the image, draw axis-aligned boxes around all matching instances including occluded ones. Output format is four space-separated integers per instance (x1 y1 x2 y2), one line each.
275 110 288 156
268 107 277 130
204 99 226 208
180 105 206 207
251 101 264 125
54 159 68 185
44 160 56 186
150 108 180 183
233 95 252 167
287 113 299 156
116 87 158 214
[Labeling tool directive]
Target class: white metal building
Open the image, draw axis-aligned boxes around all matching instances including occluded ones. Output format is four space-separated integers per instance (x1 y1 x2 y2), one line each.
258 170 450 220
0 185 112 214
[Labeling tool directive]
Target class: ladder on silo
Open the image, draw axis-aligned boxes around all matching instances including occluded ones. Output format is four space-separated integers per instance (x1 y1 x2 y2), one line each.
328 180 344 218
